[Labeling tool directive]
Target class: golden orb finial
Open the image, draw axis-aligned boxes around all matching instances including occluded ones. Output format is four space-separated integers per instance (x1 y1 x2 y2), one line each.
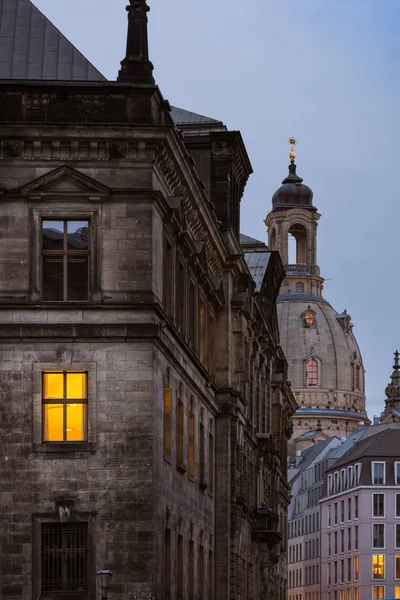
288 137 297 162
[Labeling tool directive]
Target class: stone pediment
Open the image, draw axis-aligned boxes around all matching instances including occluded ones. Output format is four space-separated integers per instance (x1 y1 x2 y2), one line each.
20 166 110 199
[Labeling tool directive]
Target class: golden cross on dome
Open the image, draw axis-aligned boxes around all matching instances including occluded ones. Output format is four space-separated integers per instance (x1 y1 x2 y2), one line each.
288 137 297 163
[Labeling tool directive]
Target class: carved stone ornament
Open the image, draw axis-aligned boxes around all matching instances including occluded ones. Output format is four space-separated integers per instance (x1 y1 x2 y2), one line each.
211 141 234 157
109 141 127 159
4 139 22 157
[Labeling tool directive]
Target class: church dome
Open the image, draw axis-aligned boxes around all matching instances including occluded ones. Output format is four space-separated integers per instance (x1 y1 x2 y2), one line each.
277 295 369 452
272 163 314 210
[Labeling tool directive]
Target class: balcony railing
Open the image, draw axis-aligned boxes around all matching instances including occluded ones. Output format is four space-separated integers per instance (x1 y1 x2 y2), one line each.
285 264 320 276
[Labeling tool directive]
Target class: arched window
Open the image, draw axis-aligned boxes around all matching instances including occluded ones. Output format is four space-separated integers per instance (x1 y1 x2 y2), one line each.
307 358 318 386
296 282 304 293
270 227 277 251
304 311 316 327
288 223 308 264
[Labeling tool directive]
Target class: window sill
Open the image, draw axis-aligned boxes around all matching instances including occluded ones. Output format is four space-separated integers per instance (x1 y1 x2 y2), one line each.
34 442 96 455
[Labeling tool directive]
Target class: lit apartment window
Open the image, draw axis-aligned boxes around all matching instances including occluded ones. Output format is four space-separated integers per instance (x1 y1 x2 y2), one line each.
396 587 400 599
372 586 385 599
42 219 90 301
354 556 359 581
396 555 400 579
372 555 385 579
372 462 385 485
347 588 351 600
396 463 400 485
307 357 319 386
373 524 385 549
373 494 385 517
42 372 87 442
340 590 344 600
354 588 358 600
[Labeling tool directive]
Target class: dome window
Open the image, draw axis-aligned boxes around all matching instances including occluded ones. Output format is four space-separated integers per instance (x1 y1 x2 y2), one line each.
302 307 316 328
296 282 304 293
307 357 319 386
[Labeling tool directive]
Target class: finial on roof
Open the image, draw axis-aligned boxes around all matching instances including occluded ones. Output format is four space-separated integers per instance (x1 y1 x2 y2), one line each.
394 350 400 371
288 137 297 164
117 0 155 84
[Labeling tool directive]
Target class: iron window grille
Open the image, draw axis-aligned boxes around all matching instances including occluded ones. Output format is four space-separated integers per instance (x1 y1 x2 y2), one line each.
41 523 88 594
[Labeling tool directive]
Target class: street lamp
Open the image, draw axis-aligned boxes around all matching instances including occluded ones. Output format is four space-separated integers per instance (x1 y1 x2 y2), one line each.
96 567 113 600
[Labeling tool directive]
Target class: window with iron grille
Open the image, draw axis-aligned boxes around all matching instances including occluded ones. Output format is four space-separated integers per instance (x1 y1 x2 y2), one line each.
41 523 88 594
42 219 90 301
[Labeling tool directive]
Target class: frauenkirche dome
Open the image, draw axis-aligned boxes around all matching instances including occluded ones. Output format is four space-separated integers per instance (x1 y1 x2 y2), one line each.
265 144 370 456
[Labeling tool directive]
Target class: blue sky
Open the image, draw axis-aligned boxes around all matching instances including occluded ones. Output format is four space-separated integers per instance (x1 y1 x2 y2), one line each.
33 0 400 418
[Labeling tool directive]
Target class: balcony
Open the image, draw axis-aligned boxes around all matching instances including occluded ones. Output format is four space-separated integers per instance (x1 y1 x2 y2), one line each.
285 264 320 276
251 507 282 549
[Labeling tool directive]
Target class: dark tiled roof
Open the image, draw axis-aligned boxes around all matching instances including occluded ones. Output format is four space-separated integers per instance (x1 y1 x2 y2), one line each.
295 408 369 420
243 250 271 292
277 293 329 303
239 233 266 248
170 106 222 125
0 0 106 80
331 427 400 470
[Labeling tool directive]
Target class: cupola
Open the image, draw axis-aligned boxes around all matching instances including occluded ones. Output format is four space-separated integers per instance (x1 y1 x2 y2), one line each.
271 138 314 210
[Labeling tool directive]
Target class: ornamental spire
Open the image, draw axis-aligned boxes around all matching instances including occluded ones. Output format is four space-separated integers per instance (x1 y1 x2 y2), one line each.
288 137 297 164
117 0 155 84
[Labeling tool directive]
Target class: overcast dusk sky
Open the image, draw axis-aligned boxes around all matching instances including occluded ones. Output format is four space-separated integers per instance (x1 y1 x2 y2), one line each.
33 0 400 419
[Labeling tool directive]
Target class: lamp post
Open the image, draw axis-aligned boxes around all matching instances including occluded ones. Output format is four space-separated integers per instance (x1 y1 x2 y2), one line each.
96 567 113 600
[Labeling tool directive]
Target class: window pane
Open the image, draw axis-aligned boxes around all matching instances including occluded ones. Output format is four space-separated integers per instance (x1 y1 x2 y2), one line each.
66 373 87 399
67 221 89 251
43 404 64 441
372 555 385 579
396 556 400 579
43 373 64 399
42 221 64 250
66 404 87 441
43 257 64 301
67 257 89 301
396 586 400 599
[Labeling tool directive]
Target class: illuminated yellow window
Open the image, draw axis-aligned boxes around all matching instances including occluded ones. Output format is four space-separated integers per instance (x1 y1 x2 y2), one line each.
354 556 359 581
395 586 400 599
354 589 358 600
372 586 384 599
372 555 385 579
304 311 316 326
43 372 87 442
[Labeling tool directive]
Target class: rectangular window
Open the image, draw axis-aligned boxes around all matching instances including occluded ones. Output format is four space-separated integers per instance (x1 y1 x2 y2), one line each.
176 397 185 469
347 589 351 600
42 219 90 301
198 545 204 600
208 550 214 600
164 529 171 598
188 279 196 349
341 500 345 523
208 315 215 375
41 523 88 594
340 589 344 600
347 497 351 521
373 524 385 549
372 462 385 485
188 409 195 476
347 557 351 582
334 561 338 584
396 555 400 579
328 533 331 556
42 372 87 442
340 559 344 583
199 422 205 486
176 259 185 333
328 503 332 527
396 586 400 599
354 556 359 581
334 502 338 525
372 586 385 599
354 588 358 600
177 534 183 598
327 562 331 585
373 493 385 517
348 527 351 552
396 462 400 485
340 529 344 553
354 495 359 519
208 431 214 494
396 524 400 549
164 239 174 317
396 494 400 517
199 303 206 366
334 531 338 554
354 525 358 551
188 540 194 600
372 555 385 579
164 386 172 456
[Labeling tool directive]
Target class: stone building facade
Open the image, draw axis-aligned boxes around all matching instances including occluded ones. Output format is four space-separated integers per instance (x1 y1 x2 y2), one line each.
264 148 369 457
0 1 296 599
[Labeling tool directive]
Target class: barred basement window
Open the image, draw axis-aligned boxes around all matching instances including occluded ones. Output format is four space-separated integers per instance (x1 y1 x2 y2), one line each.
41 523 88 594
43 372 87 442
42 219 90 301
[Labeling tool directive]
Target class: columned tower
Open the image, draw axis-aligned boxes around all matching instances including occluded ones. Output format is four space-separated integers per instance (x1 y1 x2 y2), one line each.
265 141 370 457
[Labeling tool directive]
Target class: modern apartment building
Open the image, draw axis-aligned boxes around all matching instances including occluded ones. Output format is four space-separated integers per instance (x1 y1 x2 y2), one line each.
321 426 400 600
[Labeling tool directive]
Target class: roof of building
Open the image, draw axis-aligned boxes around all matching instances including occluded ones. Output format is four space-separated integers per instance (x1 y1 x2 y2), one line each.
0 0 106 80
288 436 339 483
295 408 369 420
239 233 266 248
271 162 315 211
329 426 400 469
243 250 271 292
277 293 329 303
170 107 222 126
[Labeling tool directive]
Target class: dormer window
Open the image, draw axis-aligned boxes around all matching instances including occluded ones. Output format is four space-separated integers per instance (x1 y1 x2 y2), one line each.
372 462 385 485
306 357 319 386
